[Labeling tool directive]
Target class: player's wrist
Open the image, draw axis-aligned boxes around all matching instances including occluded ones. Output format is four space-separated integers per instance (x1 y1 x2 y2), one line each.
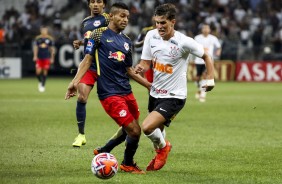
206 79 215 86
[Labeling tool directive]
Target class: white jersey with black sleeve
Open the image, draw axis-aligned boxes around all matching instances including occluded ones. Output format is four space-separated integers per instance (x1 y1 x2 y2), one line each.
141 29 204 99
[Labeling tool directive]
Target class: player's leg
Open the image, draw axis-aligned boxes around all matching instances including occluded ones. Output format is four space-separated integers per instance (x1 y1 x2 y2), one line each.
72 70 96 147
35 60 43 92
199 69 207 102
99 95 145 174
93 127 127 155
195 64 202 99
143 97 185 171
120 119 145 174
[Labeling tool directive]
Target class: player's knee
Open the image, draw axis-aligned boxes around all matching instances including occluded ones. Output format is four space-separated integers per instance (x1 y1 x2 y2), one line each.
142 123 153 135
127 125 141 139
77 93 88 103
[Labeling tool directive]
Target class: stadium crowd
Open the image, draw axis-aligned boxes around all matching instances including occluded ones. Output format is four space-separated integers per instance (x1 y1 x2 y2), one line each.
0 0 281 61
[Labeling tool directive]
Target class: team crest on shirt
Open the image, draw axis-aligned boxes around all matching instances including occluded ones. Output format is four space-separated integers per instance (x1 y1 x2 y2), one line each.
93 20 101 27
45 39 50 44
169 46 179 57
124 42 129 51
119 110 127 117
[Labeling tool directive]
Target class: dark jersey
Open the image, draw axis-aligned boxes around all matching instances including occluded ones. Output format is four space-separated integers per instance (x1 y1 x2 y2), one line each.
85 27 133 100
81 13 109 71
34 35 54 59
134 25 154 53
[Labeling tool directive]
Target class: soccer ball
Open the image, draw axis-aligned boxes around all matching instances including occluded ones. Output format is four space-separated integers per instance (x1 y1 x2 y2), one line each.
91 153 118 179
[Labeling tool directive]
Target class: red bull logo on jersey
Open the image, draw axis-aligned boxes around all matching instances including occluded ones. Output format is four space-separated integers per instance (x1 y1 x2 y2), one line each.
152 60 173 74
84 31 92 39
108 51 125 62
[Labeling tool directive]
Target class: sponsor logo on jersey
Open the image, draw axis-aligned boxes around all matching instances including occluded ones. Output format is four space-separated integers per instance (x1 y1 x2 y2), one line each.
106 39 114 42
170 39 178 46
85 39 95 53
119 110 127 117
108 51 125 62
152 60 173 74
151 86 168 94
124 42 129 51
93 20 101 27
84 31 92 39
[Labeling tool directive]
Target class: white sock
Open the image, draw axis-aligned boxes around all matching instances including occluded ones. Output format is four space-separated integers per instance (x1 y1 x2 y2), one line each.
161 129 166 139
146 128 166 149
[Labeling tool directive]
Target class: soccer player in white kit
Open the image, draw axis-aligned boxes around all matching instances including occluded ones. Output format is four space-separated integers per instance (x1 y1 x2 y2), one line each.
135 4 215 171
194 23 221 102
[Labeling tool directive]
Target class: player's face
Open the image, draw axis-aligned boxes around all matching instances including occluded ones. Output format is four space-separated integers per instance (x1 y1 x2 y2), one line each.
89 0 105 15
202 25 210 35
154 15 175 40
111 9 129 31
40 27 48 35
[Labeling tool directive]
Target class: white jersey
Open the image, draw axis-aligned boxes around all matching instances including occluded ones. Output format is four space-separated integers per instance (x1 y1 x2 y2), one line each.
141 29 204 99
194 34 221 64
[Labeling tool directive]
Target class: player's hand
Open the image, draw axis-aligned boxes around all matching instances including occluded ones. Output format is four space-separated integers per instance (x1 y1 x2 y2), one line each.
33 57 37 62
73 40 82 50
65 82 77 100
202 79 215 92
134 64 144 74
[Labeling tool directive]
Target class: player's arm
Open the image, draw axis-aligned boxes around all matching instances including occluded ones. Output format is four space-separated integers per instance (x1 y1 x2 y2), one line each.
32 41 38 62
201 51 215 91
134 59 151 74
127 66 151 90
65 54 93 100
73 40 84 50
50 45 56 64
185 36 215 91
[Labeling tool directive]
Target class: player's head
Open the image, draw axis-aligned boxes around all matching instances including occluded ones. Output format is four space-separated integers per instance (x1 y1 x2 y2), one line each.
87 0 107 15
109 2 129 32
154 3 176 40
40 26 48 35
201 23 211 36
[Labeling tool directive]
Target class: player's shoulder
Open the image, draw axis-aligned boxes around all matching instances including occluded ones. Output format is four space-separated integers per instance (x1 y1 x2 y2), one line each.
46 35 54 41
82 16 92 22
121 33 132 43
145 29 158 38
90 27 108 40
102 13 109 19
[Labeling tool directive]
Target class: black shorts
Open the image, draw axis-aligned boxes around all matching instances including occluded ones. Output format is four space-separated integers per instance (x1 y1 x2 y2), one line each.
148 95 186 127
196 64 206 77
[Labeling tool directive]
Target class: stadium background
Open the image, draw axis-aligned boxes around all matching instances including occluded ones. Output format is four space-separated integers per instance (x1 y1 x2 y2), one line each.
0 0 281 81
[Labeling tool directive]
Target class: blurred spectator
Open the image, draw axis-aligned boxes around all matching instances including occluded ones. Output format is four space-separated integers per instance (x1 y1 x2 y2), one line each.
68 26 82 41
0 23 5 57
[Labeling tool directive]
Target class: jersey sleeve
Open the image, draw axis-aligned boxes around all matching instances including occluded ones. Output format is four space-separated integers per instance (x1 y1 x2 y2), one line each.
213 36 221 49
85 27 107 56
182 36 204 58
141 30 153 60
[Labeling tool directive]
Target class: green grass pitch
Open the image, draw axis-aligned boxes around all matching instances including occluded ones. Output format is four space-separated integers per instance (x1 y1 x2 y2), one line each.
0 78 281 184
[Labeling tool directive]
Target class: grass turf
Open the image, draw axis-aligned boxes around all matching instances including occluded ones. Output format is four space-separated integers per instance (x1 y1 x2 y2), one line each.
0 78 281 183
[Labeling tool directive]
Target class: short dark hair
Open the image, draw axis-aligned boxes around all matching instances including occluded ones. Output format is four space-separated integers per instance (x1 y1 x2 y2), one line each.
110 2 129 13
87 0 107 5
154 3 176 20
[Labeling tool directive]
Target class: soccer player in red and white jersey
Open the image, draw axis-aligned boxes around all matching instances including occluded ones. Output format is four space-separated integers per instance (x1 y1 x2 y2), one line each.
33 26 55 92
135 3 215 171
193 23 221 102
